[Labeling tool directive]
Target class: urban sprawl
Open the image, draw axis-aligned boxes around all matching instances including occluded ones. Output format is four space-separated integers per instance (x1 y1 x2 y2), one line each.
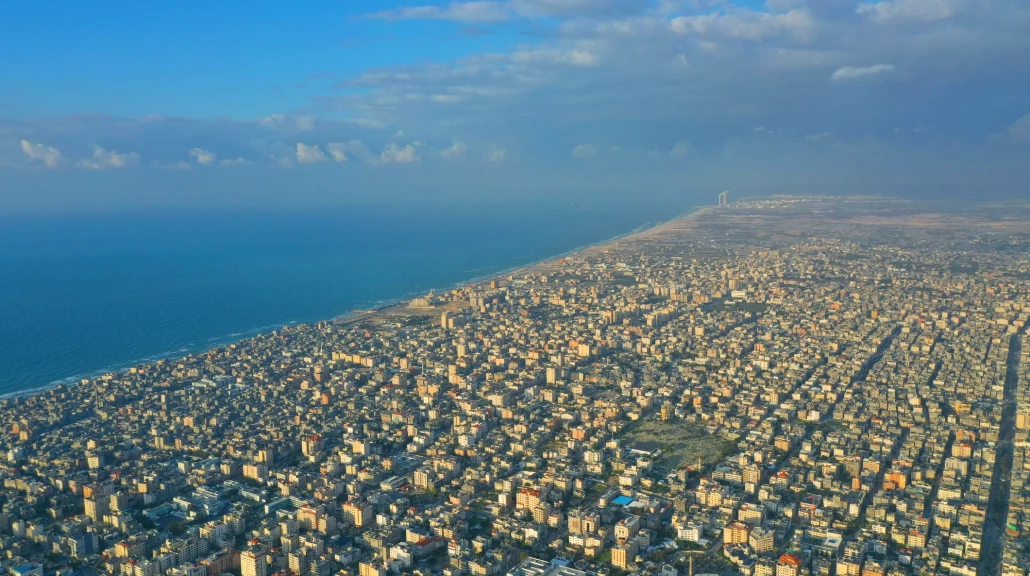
3 196 1030 576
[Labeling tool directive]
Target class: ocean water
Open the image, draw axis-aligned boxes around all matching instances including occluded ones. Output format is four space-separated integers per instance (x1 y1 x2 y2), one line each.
0 201 688 396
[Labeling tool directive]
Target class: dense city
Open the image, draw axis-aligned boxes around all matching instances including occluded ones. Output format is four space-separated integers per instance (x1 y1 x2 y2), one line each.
2 196 1030 576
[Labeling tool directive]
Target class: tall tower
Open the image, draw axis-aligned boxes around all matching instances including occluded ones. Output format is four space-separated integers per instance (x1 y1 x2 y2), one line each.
718 190 729 207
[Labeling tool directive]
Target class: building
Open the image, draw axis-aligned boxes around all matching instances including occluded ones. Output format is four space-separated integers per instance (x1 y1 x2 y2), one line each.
615 515 641 540
749 527 775 553
612 540 639 570
568 510 599 534
777 554 802 576
724 522 751 545
517 488 544 510
241 549 267 576
343 501 373 527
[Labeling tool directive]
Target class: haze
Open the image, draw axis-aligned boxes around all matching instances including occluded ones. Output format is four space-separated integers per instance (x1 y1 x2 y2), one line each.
2 0 1029 213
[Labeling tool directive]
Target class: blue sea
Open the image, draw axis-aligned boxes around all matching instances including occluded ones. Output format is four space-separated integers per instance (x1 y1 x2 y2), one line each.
0 201 691 396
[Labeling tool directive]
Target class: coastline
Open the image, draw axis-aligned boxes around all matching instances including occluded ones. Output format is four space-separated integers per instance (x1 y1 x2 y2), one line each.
1 204 711 402
331 205 712 326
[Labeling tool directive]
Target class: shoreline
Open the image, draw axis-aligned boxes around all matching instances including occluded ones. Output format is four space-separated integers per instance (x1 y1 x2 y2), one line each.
0 204 712 402
330 205 712 326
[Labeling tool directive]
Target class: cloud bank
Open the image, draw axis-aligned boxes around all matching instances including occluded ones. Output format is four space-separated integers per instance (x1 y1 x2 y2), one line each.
2 0 1030 212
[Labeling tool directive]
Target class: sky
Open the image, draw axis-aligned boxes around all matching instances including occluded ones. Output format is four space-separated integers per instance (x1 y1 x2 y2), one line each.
2 0 1029 213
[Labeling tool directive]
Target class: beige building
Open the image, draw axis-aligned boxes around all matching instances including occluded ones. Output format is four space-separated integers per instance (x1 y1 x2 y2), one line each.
241 550 267 576
749 526 775 553
343 501 373 527
614 515 641 540
568 510 599 534
724 522 751 545
612 540 639 570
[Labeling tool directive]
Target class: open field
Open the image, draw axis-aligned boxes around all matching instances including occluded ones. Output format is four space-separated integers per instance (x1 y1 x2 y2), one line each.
625 419 737 471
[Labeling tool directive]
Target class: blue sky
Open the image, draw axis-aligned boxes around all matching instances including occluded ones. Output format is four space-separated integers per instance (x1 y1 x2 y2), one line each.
0 1 523 119
2 0 1029 213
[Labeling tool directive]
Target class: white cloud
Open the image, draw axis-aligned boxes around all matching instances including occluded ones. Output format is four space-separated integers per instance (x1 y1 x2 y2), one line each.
269 155 291 168
431 94 467 103
511 0 624 17
342 140 375 164
440 140 468 158
327 142 349 162
20 140 65 168
371 1 512 22
155 160 193 171
371 0 640 22
220 157 250 166
259 114 287 127
1008 114 1030 142
831 64 895 80
188 148 217 165
571 143 597 158
380 143 421 164
346 0 1028 150
669 140 692 158
8 0 1029 194
486 147 507 163
511 47 600 67
296 142 328 163
343 118 389 129
78 146 140 170
259 114 316 131
857 0 965 23
670 9 815 41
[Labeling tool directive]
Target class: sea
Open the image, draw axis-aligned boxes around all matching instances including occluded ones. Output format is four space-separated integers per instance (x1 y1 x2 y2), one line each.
0 200 692 397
